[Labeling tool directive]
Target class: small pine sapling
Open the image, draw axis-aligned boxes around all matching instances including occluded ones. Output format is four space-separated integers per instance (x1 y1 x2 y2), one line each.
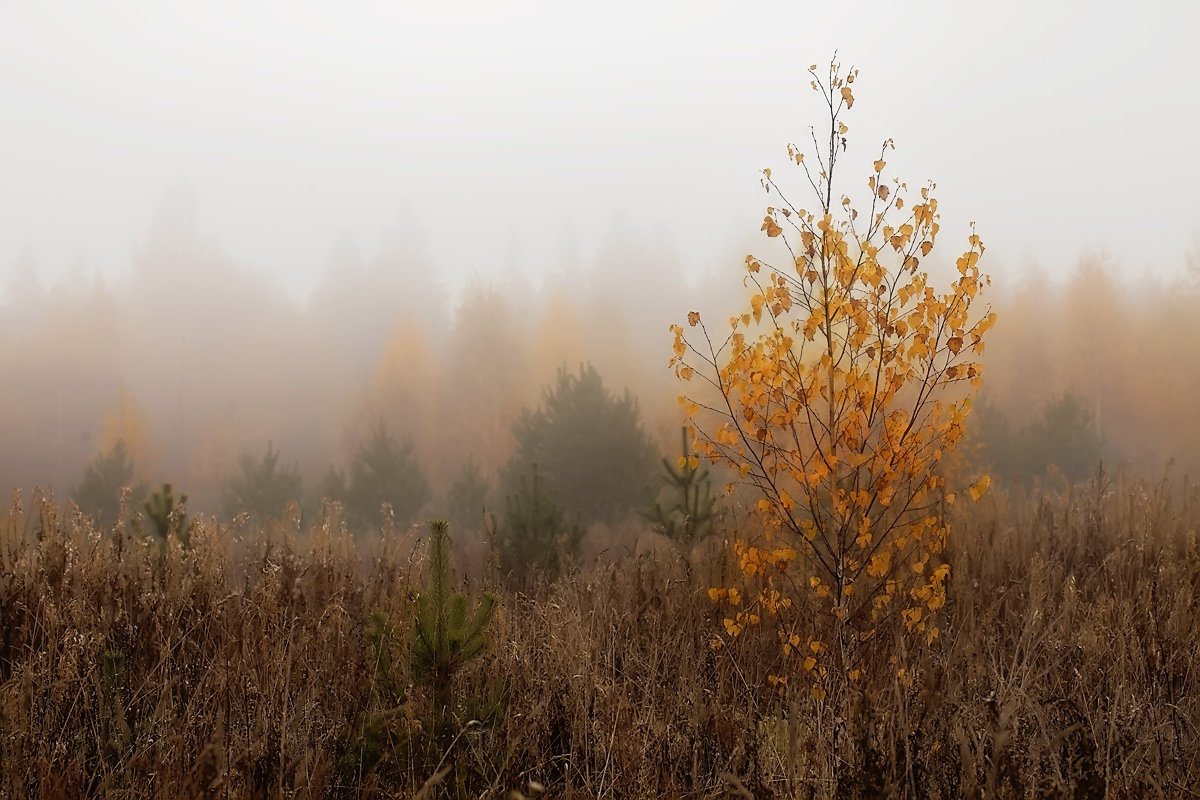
143 483 190 547
410 519 499 724
643 427 720 543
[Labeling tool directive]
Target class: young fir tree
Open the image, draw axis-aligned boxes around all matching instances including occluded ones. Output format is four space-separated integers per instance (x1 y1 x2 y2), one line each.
219 442 303 521
143 483 189 547
73 439 145 529
410 519 499 721
493 463 583 586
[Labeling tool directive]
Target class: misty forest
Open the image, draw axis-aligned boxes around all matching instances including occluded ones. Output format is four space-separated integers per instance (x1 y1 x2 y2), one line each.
3 35 1200 800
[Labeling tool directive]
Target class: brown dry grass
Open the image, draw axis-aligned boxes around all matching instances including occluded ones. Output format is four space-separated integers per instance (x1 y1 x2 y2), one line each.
1 472 1198 799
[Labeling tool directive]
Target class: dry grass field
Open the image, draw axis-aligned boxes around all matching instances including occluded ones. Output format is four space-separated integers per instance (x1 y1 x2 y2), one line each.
1 471 1197 799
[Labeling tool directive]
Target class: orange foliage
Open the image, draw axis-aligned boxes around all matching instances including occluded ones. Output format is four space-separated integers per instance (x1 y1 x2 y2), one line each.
671 59 995 684
977 252 1200 475
433 282 536 483
350 319 440 477
98 386 157 480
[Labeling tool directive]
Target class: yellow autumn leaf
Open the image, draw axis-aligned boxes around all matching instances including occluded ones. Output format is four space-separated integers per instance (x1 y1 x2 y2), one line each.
903 607 922 631
873 159 885 173
751 294 765 322
762 217 783 238
867 551 891 578
967 474 991 501
840 86 854 108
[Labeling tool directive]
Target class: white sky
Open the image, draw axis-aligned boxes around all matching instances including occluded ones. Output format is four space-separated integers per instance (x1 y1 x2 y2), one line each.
2 0 1197 302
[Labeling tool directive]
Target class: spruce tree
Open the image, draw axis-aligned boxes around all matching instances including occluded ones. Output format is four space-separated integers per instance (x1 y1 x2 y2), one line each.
344 421 429 533
219 442 303 521
493 464 583 586
73 440 145 529
643 427 719 543
501 363 657 526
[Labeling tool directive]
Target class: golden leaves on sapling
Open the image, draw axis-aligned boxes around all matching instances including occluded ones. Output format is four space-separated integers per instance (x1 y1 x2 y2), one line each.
675 56 996 687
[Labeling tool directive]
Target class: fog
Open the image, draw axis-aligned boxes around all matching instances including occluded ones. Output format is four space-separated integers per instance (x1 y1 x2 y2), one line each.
2 2 1199 513
5 2 1198 295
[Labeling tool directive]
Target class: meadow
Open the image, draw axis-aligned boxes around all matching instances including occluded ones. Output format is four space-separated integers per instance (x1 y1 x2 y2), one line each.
4 20 1199 800
1 469 1196 799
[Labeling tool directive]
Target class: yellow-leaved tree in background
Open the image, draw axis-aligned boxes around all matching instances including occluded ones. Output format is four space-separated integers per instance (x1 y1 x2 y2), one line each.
99 385 157 481
670 58 996 695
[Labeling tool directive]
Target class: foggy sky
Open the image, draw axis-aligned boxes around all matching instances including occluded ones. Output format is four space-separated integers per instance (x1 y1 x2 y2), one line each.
2 1 1198 302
